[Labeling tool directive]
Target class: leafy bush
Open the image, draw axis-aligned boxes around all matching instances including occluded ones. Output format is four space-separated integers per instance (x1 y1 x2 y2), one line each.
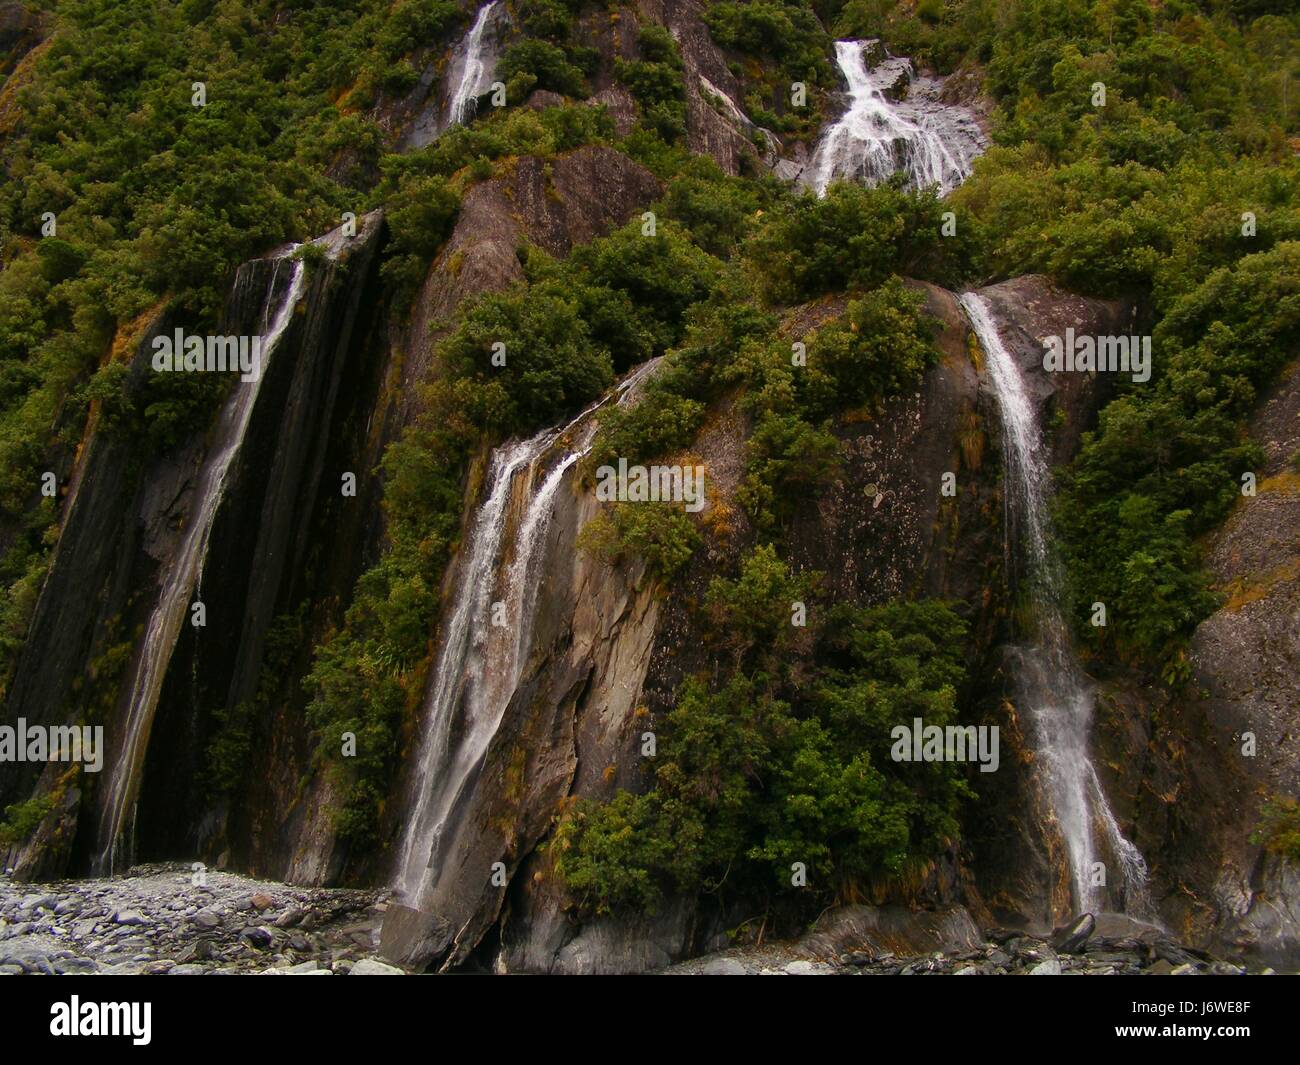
1058 243 1300 665
0 793 57 847
554 554 973 915
498 39 589 98
615 25 688 143
577 501 702 580
745 180 978 304
1252 797 1300 863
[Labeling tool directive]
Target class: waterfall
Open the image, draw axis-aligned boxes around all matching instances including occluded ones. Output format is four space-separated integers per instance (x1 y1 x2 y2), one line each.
805 39 985 196
959 291 1150 917
92 250 309 876
394 359 660 904
401 1 504 150
448 1 501 127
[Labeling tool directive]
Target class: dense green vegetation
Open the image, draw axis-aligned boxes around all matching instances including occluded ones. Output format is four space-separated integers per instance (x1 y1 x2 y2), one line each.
555 551 972 914
615 24 688 144
703 0 836 142
2 0 1297 904
0 0 462 699
918 0 1299 671
1058 244 1300 673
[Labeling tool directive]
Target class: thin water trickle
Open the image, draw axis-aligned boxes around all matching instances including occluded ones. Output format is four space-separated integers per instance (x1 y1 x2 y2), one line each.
960 291 1150 916
93 251 309 875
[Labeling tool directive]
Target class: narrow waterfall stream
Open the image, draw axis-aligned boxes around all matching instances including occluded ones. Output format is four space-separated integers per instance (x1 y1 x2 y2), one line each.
806 39 985 196
959 292 1150 917
394 359 660 905
448 1 502 126
404 1 504 149
92 251 308 876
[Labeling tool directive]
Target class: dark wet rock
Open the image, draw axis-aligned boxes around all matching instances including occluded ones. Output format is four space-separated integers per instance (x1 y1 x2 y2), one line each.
274 907 306 929
0 1 47 75
798 905 983 963
1051 913 1096 954
0 216 390 883
379 905 452 970
238 927 274 949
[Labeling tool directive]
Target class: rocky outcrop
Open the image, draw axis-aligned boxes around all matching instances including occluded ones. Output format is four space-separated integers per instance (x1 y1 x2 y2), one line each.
0 1 45 77
637 0 787 175
1 216 392 884
1120 360 1300 964
374 274 1137 972
397 146 662 422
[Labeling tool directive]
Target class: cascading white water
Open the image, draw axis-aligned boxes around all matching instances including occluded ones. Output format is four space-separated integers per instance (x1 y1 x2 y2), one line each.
394 360 659 904
959 291 1150 916
93 251 308 876
806 39 985 196
448 1 501 127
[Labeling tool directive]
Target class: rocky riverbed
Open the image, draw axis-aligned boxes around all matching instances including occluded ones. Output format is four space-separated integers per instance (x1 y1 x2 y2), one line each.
0 865 1285 975
670 932 1262 976
0 863 401 975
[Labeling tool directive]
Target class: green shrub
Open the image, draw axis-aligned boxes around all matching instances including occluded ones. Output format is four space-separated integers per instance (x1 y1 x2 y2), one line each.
577 501 702 580
554 564 973 915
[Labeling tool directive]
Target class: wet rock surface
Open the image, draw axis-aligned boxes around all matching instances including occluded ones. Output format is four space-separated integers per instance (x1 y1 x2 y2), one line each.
0 864 394 976
8 869 1269 977
669 908 1270 976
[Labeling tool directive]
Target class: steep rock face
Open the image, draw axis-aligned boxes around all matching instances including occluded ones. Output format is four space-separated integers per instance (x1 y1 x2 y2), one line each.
782 284 997 617
379 274 1132 972
0 1 43 70
1 217 390 882
1105 361 1300 963
953 276 1135 931
0 311 179 878
414 467 664 970
397 146 662 423
637 0 779 175
133 216 392 883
